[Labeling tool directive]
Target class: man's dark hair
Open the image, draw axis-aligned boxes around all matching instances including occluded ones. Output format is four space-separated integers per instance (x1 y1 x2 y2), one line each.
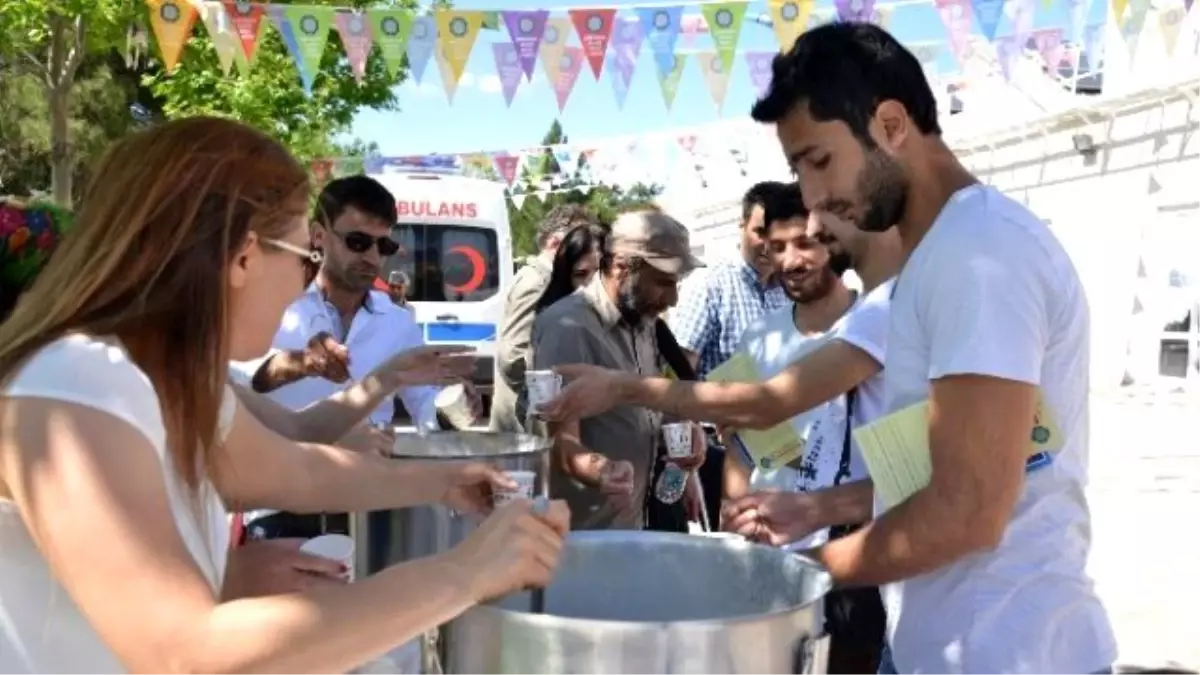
313 175 396 228
538 203 596 248
750 23 941 141
762 183 808 229
742 181 790 226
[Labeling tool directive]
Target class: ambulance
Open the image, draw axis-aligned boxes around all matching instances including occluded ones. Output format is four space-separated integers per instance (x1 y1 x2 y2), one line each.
369 166 513 403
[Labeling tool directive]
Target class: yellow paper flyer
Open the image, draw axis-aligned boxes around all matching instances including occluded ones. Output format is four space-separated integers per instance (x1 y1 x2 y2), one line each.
854 391 1063 510
707 352 805 469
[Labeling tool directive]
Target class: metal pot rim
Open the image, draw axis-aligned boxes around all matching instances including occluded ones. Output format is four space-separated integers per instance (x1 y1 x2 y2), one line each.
388 430 553 460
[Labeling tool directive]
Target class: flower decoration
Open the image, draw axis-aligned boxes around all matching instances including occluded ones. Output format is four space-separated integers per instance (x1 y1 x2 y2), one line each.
0 197 73 291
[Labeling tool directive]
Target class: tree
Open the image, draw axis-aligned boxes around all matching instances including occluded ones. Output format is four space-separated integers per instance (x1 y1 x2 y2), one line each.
0 0 140 204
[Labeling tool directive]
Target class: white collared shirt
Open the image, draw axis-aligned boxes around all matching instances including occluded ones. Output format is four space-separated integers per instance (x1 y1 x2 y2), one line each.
230 285 440 431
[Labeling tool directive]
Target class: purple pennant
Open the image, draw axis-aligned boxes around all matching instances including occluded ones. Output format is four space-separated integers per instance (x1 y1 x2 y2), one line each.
609 16 645 64
502 10 549 81
492 42 523 107
1186 0 1194 12
744 52 774 98
994 35 1020 80
834 0 877 22
607 50 635 108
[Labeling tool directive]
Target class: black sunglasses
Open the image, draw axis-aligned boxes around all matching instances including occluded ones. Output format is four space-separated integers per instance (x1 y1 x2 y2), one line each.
337 230 401 256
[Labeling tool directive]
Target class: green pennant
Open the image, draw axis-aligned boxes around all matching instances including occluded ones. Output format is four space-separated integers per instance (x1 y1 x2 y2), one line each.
657 52 688 110
284 6 335 91
368 8 413 77
701 1 748 73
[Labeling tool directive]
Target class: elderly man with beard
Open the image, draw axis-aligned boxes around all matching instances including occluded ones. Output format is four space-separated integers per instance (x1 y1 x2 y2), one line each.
530 210 707 531
746 23 1116 674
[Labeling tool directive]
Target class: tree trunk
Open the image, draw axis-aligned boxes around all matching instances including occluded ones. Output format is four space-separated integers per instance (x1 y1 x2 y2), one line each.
49 84 72 206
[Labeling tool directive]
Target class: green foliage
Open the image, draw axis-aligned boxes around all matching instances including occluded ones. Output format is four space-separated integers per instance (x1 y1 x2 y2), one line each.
142 0 415 162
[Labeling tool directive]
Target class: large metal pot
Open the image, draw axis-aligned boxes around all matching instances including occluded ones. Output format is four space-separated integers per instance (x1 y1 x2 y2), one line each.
348 431 552 674
446 530 833 674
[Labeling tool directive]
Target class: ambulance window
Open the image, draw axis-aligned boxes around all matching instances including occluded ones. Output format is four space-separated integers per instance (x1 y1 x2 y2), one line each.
386 223 500 303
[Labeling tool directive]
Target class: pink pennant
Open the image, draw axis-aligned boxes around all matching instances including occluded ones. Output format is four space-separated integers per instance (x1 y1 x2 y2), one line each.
933 0 974 65
553 46 585 112
569 9 617 79
493 153 520 185
1031 28 1065 70
334 11 373 83
745 52 774 98
680 14 707 46
492 42 523 107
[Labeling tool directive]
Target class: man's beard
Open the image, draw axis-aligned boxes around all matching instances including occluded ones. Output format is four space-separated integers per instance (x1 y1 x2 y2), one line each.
616 275 657 325
855 148 909 233
784 266 838 304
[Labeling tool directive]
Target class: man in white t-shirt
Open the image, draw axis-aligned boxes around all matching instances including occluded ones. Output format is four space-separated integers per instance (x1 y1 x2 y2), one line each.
748 22 1115 674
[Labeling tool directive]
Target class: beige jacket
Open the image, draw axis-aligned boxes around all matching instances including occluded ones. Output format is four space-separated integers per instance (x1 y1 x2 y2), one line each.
489 255 552 432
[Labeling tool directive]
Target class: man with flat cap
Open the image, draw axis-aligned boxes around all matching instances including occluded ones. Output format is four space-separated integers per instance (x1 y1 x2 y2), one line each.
531 210 706 530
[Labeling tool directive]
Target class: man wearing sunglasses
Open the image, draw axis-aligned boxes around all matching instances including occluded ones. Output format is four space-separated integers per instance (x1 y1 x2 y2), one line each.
232 175 480 540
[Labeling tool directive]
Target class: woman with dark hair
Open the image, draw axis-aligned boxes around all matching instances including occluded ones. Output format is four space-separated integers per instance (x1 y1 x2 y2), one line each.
534 222 608 313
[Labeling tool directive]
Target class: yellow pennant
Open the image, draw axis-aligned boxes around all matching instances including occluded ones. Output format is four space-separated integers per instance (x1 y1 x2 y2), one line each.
195 1 238 75
146 0 199 72
434 10 484 87
766 0 813 50
539 16 573 84
1158 4 1186 55
697 51 732 113
435 45 460 103
1111 0 1130 23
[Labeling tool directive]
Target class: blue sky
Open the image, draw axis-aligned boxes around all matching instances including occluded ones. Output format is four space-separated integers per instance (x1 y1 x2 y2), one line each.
347 0 1109 157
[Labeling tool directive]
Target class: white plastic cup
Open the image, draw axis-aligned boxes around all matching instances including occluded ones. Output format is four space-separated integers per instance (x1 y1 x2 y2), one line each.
435 383 477 430
300 534 355 581
493 469 537 507
662 422 693 459
525 370 562 414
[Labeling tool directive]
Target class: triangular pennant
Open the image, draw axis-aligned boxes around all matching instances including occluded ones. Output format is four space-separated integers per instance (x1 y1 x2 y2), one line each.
540 17 574 85
434 45 460 103
492 42 523 107
146 0 198 72
637 6 685 76
994 35 1021 80
610 16 645 64
1186 0 1194 13
1158 4 1187 55
680 14 706 47
494 153 521 185
607 50 635 109
767 0 813 50
1031 28 1065 70
511 193 527 209
368 9 412 78
697 51 732 113
656 52 688 110
933 0 975 64
1120 0 1151 55
700 2 748 73
835 0 877 22
552 46 586 112
1062 0 1088 43
334 10 373 83
435 10 484 87
222 0 264 63
969 0 1005 41
407 15 437 84
197 1 238 75
745 51 775 98
266 5 302 77
1112 0 1130 24
283 6 335 94
570 9 617 79
502 11 549 82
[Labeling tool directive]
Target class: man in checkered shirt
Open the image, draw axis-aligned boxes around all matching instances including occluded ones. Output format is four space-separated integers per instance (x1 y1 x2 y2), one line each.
667 181 791 519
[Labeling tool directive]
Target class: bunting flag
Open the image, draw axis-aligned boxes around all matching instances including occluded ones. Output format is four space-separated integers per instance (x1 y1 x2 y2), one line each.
435 10 485 87
493 152 521 185
539 16 573 84
196 1 238 75
406 15 436 84
1186 0 1194 14
933 0 975 65
570 9 617 79
608 50 635 108
767 0 813 50
1158 4 1186 55
969 0 1005 41
222 0 264 64
267 5 303 80
610 16 645 62
435 45 460 102
1121 0 1152 55
680 14 706 47
368 8 412 78
1031 28 1065 70
697 51 732 112
835 0 877 22
492 42 523 106
1006 0 1037 43
1111 0 1130 24
1082 23 1106 67
334 10 373 83
702 2 748 73
146 0 198 72
657 52 688 110
638 6 685 76
284 6 334 93
745 51 775 98
995 35 1021 80
553 46 585 112
502 10 549 81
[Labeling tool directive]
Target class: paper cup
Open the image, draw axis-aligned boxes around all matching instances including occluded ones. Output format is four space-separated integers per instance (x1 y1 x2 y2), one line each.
525 370 562 413
662 422 693 459
300 534 355 581
435 383 477 430
493 469 537 507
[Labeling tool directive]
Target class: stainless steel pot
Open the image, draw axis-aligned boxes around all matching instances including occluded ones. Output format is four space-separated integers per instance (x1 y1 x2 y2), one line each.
446 530 833 674
347 431 552 674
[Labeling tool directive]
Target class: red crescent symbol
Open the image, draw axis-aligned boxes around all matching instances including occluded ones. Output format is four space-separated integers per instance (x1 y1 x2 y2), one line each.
447 245 486 294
